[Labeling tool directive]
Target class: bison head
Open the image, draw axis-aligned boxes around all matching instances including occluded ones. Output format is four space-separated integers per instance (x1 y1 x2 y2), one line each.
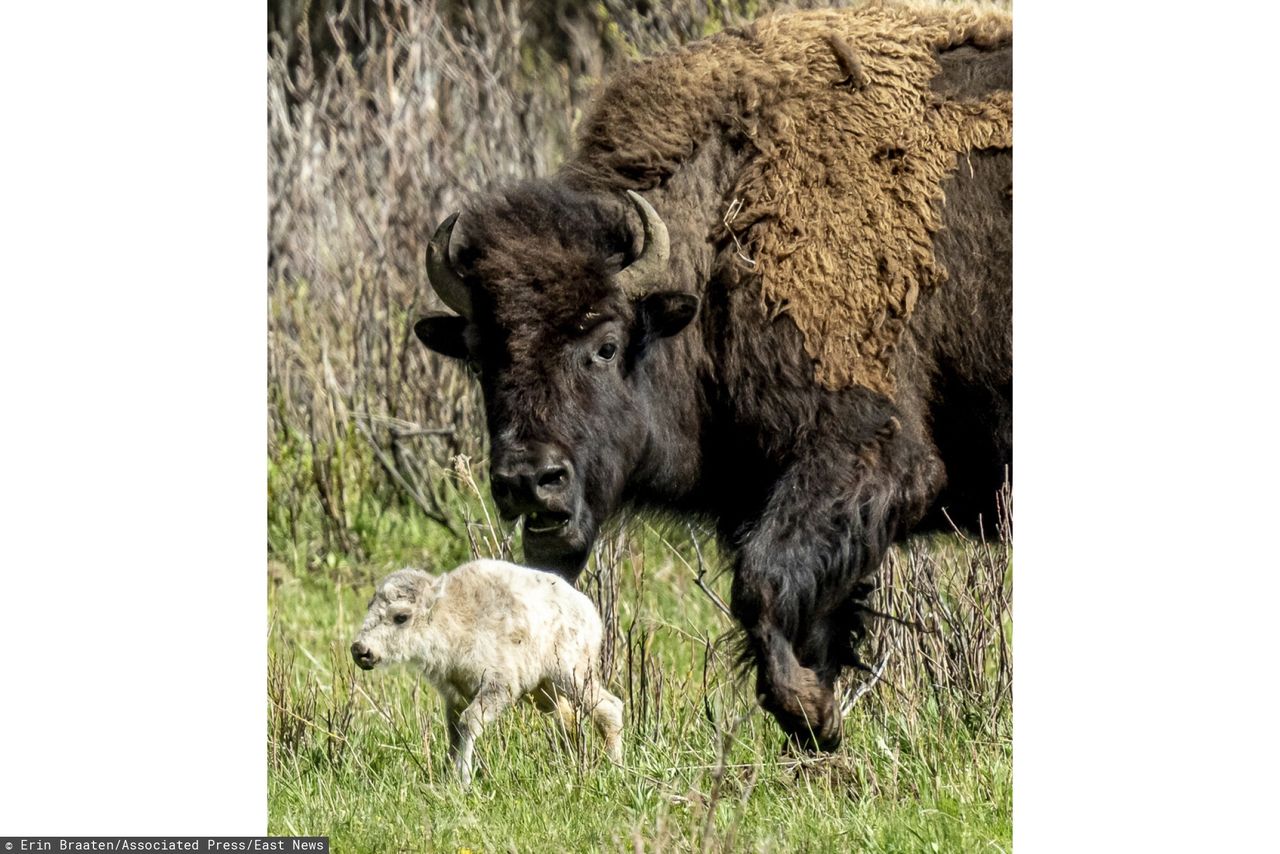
414 184 699 579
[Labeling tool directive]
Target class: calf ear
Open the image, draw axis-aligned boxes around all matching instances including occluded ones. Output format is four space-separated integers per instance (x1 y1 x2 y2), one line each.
414 314 470 360
638 292 699 340
421 574 446 609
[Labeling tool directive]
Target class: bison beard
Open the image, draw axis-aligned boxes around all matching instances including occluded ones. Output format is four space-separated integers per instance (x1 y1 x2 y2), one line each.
412 3 1011 751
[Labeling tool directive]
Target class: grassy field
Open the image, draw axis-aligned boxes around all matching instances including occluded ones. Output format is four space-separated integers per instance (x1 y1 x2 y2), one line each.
268 7 1011 845
267 463 1012 852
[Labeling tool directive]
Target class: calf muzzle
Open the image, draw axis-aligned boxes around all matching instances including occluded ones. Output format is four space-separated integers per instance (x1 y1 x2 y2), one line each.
350 640 380 670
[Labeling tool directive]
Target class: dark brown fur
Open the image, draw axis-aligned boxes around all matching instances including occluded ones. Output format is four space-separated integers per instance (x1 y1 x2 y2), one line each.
414 3 1012 750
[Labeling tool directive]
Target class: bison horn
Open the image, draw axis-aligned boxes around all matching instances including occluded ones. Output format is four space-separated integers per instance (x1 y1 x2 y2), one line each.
614 190 670 295
425 212 473 318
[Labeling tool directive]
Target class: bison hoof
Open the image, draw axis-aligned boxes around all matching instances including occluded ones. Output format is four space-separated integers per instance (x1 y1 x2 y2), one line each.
760 664 843 751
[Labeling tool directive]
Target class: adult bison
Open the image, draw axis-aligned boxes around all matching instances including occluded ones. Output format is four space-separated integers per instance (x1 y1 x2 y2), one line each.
413 3 1011 750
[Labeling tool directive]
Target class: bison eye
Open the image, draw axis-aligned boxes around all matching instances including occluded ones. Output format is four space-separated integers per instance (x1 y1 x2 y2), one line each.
596 342 618 362
393 613 409 625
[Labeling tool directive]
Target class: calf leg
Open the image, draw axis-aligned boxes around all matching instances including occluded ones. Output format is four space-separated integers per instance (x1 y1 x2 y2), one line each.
531 681 579 733
435 683 467 761
444 698 465 759
453 682 514 787
547 670 624 763
579 677 624 764
730 416 940 750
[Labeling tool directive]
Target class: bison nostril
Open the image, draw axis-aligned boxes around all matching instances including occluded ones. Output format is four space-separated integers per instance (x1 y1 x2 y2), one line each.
537 466 568 490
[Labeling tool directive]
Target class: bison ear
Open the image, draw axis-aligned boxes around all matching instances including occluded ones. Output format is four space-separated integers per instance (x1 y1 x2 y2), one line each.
413 314 470 360
638 292 699 340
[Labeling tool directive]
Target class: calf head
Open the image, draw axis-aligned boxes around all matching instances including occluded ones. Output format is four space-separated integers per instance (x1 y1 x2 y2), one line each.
350 568 442 670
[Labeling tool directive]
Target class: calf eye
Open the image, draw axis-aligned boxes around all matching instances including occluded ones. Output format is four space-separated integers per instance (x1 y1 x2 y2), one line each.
596 342 618 362
393 614 409 625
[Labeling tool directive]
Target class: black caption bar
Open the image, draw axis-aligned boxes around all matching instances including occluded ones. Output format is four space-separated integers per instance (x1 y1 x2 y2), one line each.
1 841 328 853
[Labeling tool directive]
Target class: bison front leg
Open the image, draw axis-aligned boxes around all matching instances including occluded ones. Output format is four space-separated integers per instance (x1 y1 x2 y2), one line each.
730 419 939 750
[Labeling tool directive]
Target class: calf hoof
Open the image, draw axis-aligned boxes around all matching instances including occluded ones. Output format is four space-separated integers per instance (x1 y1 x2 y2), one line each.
760 664 842 752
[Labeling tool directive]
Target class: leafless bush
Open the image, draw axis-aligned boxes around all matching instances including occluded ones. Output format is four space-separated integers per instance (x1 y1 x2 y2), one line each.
581 521 630 683
267 0 854 561
860 483 1013 734
268 649 319 761
269 0 570 556
322 646 360 766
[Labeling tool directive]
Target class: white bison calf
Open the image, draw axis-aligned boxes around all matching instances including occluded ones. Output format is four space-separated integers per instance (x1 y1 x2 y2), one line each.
351 559 623 786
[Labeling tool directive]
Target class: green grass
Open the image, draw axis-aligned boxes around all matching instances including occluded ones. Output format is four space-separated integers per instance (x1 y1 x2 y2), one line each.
268 481 1011 852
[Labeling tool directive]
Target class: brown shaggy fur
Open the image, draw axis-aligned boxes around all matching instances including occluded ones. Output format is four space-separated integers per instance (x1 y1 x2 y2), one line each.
564 0 1012 395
